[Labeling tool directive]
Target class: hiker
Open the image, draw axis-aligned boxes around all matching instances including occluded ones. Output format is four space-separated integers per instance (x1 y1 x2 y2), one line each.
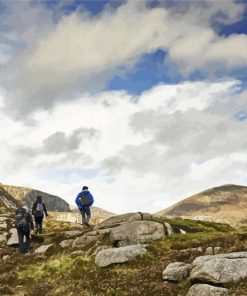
32 196 48 234
75 186 94 227
15 205 34 254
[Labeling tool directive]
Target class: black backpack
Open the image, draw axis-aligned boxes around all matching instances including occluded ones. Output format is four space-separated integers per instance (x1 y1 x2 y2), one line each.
80 192 93 207
15 208 28 229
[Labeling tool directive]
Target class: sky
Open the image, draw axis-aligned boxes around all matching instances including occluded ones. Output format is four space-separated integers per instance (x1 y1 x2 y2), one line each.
0 0 247 214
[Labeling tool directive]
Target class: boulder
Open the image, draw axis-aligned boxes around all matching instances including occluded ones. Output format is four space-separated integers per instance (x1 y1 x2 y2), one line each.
63 230 82 238
7 228 19 246
164 222 173 236
34 244 53 254
187 284 228 296
110 221 165 246
163 262 191 282
95 245 147 267
92 245 112 256
72 234 101 249
94 213 142 230
190 252 247 284
60 239 74 249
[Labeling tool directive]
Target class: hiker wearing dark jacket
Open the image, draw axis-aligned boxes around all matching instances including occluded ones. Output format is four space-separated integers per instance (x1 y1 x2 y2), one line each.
15 205 34 254
75 186 94 227
32 196 48 234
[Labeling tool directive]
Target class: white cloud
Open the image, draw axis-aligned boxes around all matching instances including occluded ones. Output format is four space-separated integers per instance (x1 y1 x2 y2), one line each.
1 79 247 213
0 0 246 116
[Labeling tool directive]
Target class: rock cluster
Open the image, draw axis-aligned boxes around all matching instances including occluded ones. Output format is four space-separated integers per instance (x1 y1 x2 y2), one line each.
163 251 247 295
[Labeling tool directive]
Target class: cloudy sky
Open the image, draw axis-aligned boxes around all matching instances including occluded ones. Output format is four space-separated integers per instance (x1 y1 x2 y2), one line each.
0 0 247 213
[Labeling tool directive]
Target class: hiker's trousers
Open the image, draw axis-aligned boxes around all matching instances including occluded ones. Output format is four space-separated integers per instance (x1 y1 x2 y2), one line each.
17 228 31 254
34 216 43 234
80 207 91 223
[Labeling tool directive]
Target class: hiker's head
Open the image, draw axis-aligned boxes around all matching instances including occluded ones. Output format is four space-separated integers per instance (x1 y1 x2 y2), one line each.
23 205 28 211
37 196 42 202
82 186 88 190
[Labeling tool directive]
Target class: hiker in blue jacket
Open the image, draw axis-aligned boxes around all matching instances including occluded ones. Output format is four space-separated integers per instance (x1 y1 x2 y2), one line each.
75 186 94 227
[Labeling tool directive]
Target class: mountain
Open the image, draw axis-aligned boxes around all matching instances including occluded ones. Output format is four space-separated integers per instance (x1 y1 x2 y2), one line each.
2 184 70 212
0 184 19 214
156 184 247 227
1 183 115 223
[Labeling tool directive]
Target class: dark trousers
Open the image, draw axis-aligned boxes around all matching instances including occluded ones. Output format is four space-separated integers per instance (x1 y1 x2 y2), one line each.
80 207 91 224
34 216 43 234
17 228 31 254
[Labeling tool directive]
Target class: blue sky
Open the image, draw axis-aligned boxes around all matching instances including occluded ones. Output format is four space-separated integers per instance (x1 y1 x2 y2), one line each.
0 0 247 212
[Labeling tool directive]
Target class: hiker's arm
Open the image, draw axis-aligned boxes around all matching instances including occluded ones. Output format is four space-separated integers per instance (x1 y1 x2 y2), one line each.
32 202 36 215
88 192 94 204
43 203 48 217
75 193 82 209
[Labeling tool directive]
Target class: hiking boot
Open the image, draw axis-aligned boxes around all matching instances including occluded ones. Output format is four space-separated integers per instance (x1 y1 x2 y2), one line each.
85 222 90 228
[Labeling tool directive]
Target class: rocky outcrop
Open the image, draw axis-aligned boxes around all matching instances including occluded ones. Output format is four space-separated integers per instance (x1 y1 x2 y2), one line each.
94 213 142 230
72 234 102 249
187 284 228 296
110 221 165 246
95 245 147 267
3 184 70 212
163 262 191 282
190 252 247 284
0 185 19 214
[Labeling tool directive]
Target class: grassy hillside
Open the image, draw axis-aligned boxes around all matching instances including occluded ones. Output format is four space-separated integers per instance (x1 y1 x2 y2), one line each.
157 184 247 227
1 217 247 296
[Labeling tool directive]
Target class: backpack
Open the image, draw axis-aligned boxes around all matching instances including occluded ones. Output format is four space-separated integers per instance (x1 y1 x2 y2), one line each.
35 202 44 217
80 192 93 207
15 208 28 229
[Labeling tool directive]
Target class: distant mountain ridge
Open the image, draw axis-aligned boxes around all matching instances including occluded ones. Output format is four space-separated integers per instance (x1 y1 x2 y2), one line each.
2 184 70 212
156 184 247 227
1 183 115 223
0 184 19 214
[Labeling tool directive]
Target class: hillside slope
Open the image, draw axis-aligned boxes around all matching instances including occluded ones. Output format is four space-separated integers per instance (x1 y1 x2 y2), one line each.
0 184 19 214
156 184 247 227
3 184 70 212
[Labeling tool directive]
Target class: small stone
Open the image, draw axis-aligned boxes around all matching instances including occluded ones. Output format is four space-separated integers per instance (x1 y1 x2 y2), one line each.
60 240 74 249
63 230 82 238
0 232 8 243
197 247 203 253
0 222 7 229
2 255 10 260
180 229 186 234
205 247 214 255
214 247 223 254
34 244 53 254
71 250 84 256
163 262 191 282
